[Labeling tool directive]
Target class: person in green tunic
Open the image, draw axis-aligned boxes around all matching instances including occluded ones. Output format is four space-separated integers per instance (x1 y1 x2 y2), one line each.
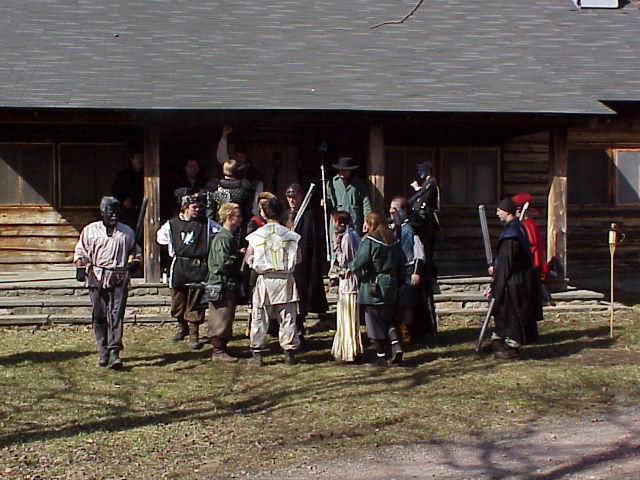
207 202 244 362
326 156 372 244
348 212 407 367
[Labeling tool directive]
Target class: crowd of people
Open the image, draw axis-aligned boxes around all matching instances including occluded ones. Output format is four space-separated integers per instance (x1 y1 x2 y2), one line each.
74 128 549 370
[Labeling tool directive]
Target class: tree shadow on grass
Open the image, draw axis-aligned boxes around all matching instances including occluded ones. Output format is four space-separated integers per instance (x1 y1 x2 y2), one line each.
0 350 95 366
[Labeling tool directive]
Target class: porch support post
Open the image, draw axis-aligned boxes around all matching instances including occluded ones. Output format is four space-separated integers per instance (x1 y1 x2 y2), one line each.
547 126 568 282
144 128 161 283
368 125 385 213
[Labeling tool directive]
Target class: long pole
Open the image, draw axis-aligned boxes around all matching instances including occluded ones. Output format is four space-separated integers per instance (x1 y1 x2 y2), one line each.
609 223 617 338
319 141 331 261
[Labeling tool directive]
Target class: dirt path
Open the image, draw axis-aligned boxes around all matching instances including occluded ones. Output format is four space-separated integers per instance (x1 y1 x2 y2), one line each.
253 404 640 480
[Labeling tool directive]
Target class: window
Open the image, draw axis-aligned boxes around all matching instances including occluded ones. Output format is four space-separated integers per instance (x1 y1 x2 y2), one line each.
384 147 435 199
60 144 127 206
616 149 640 204
568 149 610 205
0 143 54 205
441 148 498 205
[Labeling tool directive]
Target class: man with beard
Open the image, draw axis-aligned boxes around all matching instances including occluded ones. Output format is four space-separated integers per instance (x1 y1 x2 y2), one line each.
157 190 221 349
74 196 141 369
282 183 328 345
488 197 542 360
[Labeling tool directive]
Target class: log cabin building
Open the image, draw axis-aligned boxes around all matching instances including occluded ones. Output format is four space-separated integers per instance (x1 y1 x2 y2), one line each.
1 0 640 285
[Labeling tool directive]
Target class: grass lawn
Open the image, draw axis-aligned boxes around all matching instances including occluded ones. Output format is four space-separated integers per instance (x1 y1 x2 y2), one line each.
1 312 639 479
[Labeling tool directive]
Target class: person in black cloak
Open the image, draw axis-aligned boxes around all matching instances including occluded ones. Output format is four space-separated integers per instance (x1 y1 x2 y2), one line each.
408 160 440 266
488 197 542 360
406 161 439 337
282 183 328 344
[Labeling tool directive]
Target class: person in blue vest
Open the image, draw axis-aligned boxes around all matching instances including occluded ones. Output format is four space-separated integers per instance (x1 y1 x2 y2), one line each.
389 196 428 345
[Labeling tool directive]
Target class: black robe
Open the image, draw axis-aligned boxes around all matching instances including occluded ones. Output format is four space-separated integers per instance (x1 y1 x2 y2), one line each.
282 207 328 316
491 219 542 345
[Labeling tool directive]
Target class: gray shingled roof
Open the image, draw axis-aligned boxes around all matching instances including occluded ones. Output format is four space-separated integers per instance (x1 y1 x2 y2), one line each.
0 0 638 114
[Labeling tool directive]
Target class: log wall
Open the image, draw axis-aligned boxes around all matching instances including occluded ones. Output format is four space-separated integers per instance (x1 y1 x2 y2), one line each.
0 207 97 271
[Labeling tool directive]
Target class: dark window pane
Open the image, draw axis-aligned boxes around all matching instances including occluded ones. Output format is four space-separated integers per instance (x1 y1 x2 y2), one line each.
442 150 468 204
580 150 608 204
21 145 53 204
569 149 609 205
61 145 126 206
617 150 640 204
470 149 498 205
0 145 20 204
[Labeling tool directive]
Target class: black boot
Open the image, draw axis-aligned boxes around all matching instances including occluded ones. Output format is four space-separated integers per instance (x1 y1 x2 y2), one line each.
108 350 123 370
388 328 403 364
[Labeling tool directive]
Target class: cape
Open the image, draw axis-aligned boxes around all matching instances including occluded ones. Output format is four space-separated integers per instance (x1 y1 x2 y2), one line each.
283 207 328 315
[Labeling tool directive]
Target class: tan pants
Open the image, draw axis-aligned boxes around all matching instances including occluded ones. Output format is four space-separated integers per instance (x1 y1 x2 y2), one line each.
250 303 299 352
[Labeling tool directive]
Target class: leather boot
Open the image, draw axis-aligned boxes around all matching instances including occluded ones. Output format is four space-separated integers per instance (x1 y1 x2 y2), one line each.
187 323 203 349
172 321 188 342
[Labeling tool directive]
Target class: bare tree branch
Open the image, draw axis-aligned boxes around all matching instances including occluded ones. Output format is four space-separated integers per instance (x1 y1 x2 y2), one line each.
370 0 426 30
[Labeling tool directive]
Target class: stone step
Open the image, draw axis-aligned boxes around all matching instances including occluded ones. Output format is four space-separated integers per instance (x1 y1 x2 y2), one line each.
0 288 605 316
0 303 628 327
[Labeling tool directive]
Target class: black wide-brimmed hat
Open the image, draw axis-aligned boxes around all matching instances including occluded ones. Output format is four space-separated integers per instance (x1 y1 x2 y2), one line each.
331 157 359 170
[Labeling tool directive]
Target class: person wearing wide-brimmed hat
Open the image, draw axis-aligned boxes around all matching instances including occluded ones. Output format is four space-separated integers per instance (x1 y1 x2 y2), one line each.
326 157 372 238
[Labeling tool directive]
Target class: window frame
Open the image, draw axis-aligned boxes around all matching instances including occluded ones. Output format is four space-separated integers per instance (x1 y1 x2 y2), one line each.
614 148 640 206
383 146 436 201
567 147 613 207
439 146 500 207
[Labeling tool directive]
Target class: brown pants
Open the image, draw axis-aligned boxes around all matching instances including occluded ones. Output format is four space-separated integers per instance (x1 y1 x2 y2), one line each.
171 287 205 324
207 290 237 348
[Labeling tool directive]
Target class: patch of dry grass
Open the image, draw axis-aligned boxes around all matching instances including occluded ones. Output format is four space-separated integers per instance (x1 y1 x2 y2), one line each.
0 313 639 479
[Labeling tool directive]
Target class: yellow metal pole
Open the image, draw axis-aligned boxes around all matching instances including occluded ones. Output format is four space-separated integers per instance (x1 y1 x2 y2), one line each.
608 223 617 338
